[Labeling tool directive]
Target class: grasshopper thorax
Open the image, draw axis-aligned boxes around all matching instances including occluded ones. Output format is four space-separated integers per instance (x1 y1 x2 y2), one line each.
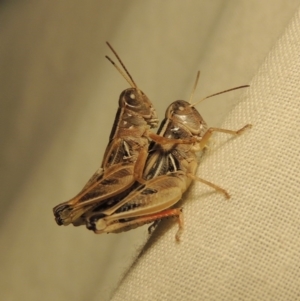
165 100 207 136
119 88 158 128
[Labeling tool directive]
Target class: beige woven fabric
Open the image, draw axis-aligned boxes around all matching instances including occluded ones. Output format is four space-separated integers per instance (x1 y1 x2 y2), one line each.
111 9 300 301
1 1 300 301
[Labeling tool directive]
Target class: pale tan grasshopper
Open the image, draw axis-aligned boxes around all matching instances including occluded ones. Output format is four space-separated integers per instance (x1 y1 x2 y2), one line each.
85 72 252 240
53 43 196 226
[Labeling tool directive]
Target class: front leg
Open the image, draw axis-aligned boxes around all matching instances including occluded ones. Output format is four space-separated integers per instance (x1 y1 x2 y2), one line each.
198 124 252 149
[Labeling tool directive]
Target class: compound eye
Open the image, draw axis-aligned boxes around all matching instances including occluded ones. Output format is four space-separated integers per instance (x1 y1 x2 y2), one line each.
125 90 140 107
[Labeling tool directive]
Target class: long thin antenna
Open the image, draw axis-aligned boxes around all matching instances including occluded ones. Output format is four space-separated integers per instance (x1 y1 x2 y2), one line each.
188 71 200 104
106 42 138 89
190 85 249 107
105 55 135 88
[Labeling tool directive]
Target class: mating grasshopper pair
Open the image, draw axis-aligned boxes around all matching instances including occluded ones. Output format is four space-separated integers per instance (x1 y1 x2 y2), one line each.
53 43 251 240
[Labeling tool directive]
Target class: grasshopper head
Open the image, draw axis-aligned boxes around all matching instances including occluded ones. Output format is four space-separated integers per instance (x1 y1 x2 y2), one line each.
119 88 158 128
165 100 207 136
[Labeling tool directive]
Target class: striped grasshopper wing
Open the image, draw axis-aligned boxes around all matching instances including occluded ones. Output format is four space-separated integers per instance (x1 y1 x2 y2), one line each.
85 77 251 240
53 43 159 226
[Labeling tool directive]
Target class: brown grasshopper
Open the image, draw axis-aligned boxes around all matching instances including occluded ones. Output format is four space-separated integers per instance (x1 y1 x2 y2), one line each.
85 72 252 240
53 43 197 226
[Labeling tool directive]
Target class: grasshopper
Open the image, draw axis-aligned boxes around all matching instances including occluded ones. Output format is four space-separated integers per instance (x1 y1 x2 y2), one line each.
53 43 197 226
85 72 252 240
